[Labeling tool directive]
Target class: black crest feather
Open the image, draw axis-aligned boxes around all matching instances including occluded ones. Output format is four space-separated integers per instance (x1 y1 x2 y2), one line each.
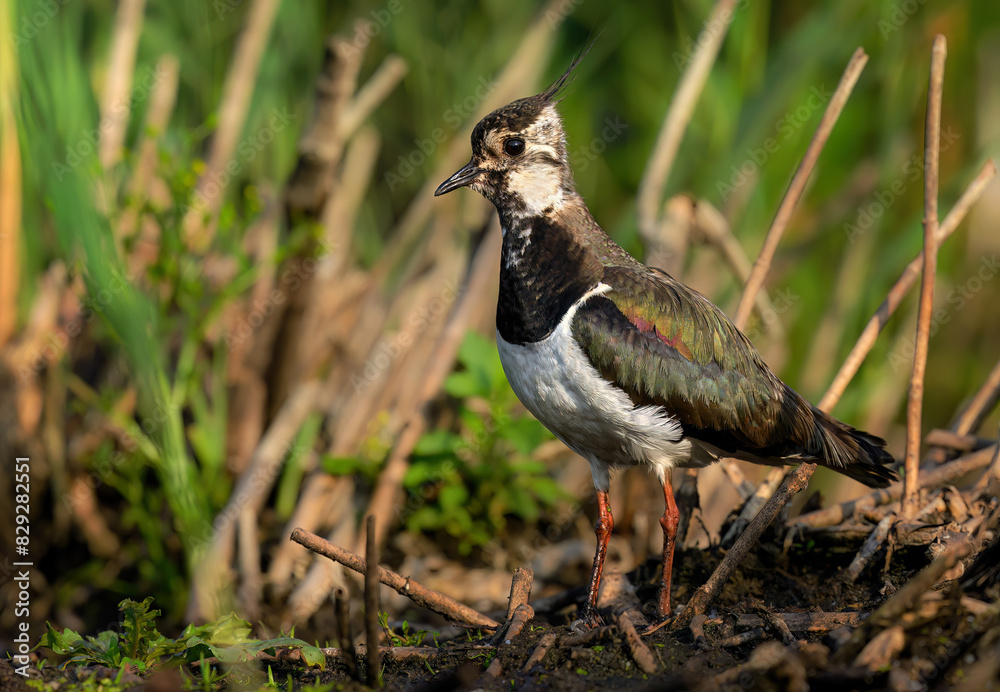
539 35 599 103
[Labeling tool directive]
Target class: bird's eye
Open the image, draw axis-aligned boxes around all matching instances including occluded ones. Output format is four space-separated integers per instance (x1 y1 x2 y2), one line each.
503 138 526 156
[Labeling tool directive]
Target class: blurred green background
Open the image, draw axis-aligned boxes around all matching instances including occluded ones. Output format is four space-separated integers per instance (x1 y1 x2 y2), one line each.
3 0 999 643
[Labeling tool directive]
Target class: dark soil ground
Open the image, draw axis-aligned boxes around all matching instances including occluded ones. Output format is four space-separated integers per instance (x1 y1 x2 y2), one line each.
11 522 997 691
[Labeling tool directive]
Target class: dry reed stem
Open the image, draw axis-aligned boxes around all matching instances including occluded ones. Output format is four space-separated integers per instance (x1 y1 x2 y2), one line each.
689 196 785 337
237 505 262 621
952 355 1000 437
819 159 996 411
98 0 145 169
190 380 322 619
359 220 503 550
636 0 739 243
268 474 348 590
335 588 358 680
903 35 948 519
291 528 500 629
183 0 281 249
284 480 358 623
710 49 868 538
0 49 21 349
338 55 409 140
733 47 868 329
975 438 1000 489
119 55 180 246
365 515 382 688
834 537 972 664
790 444 998 530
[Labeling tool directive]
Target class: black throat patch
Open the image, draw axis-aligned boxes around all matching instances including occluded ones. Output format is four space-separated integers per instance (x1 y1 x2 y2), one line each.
497 213 603 345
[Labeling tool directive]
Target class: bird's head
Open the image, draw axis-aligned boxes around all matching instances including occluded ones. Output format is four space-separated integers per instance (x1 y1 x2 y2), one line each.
435 58 583 218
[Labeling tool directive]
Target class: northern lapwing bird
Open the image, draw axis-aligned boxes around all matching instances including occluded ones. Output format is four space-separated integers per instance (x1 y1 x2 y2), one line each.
434 57 898 628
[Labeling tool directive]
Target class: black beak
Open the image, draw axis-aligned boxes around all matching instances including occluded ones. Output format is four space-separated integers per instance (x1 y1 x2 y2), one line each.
434 159 482 196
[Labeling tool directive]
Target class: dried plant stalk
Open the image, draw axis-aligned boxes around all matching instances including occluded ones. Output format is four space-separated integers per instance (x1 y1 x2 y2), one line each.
904 35 948 518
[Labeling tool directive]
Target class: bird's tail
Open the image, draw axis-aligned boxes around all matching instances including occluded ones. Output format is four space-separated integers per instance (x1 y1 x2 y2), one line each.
809 406 898 488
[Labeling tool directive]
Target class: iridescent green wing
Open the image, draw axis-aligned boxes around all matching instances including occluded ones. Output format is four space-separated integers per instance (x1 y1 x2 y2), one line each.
572 266 813 453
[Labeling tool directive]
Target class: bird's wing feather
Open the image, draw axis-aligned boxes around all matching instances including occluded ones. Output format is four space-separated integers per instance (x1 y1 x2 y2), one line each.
571 265 816 455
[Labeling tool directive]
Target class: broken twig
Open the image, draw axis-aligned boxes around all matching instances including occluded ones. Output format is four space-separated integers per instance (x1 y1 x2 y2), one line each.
290 528 499 629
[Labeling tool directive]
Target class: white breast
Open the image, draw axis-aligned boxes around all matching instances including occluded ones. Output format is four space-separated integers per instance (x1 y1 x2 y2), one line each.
497 284 710 491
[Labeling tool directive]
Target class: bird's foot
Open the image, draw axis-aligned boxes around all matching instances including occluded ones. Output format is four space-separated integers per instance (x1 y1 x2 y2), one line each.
570 608 604 634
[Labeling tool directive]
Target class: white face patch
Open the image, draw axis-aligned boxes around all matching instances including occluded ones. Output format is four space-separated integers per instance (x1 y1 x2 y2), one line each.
507 164 563 216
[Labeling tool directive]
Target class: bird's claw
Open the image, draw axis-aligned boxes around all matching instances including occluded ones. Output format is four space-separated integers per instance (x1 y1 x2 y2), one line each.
570 609 604 634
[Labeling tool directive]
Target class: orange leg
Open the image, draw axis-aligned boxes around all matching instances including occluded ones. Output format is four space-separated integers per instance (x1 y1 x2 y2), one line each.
579 489 613 627
657 473 679 620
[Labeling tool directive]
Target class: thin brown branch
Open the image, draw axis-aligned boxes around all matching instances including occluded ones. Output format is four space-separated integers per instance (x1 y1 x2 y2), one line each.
690 196 785 336
790 444 997 530
290 528 500 629
925 428 993 453
615 610 658 674
846 512 895 582
365 516 382 688
334 588 358 680
493 604 534 646
674 459 816 627
99 0 145 169
637 0 739 242
733 611 867 632
819 159 996 411
953 355 1000 436
733 47 868 329
904 35 948 518
491 568 535 645
834 537 972 664
521 632 557 671
975 435 1000 489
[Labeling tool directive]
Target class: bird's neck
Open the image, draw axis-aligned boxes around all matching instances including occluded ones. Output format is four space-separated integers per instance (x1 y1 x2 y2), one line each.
495 196 609 345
